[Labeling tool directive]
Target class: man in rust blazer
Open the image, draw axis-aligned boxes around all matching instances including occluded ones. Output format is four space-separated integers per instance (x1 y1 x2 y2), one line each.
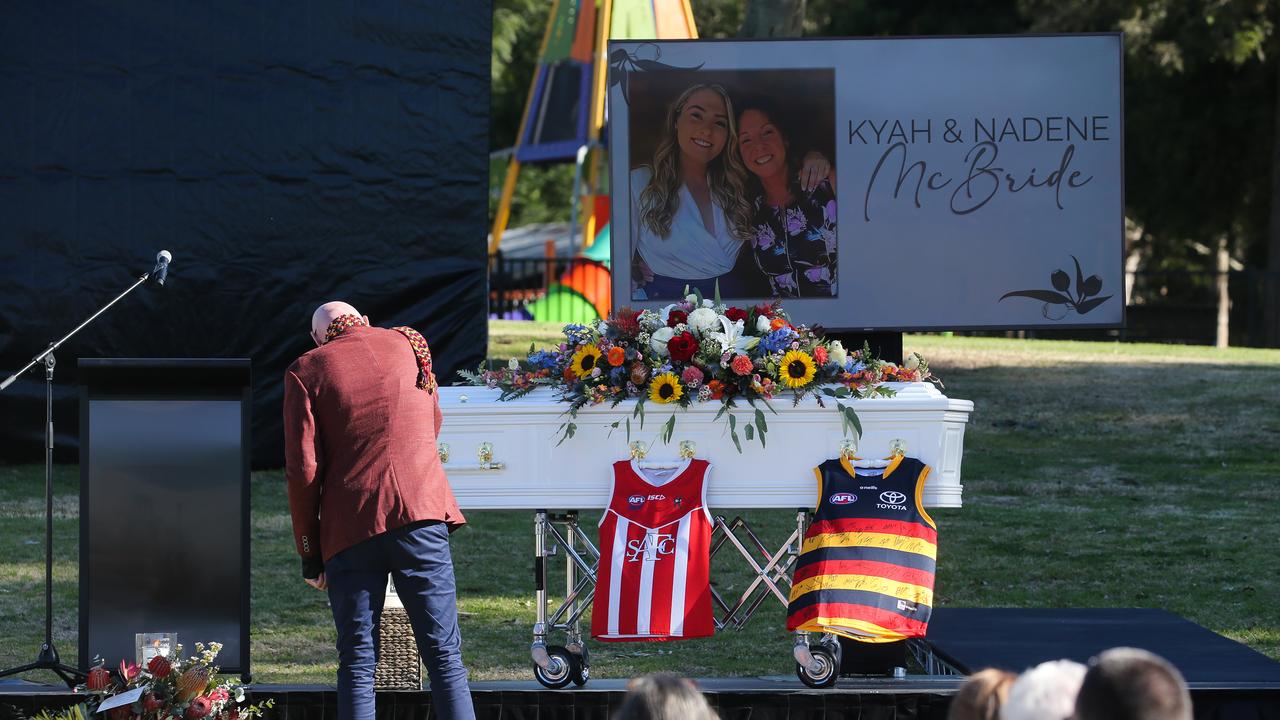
284 301 473 720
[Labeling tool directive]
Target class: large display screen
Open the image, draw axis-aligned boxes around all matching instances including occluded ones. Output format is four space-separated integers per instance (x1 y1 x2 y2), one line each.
609 34 1124 330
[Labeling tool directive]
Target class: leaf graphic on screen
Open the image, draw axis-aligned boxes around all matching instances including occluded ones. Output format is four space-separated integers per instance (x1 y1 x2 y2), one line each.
607 45 705 106
999 259 1113 320
999 290 1073 304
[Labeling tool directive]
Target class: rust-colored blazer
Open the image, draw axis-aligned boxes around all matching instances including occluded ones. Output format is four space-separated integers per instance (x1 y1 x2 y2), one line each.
283 325 464 574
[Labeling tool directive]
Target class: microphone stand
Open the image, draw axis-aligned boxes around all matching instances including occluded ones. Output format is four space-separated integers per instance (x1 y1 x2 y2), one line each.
0 266 158 687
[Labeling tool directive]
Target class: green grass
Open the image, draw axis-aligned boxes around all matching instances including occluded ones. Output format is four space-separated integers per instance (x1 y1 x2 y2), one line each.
1 328 1278 684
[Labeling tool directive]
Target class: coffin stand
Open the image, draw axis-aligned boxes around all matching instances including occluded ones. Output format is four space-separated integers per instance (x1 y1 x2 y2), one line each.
436 382 974 688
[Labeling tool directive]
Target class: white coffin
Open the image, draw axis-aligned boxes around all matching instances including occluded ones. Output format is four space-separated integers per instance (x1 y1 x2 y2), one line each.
436 383 973 510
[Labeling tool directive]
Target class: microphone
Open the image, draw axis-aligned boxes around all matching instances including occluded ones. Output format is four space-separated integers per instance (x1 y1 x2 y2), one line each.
151 250 172 286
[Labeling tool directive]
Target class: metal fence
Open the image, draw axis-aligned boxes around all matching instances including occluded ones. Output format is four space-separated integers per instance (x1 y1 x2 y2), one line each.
489 255 1280 347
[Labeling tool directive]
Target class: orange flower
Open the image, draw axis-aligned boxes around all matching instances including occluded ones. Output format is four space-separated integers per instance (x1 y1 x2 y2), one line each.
770 317 788 331
562 366 576 382
707 380 724 399
607 346 626 366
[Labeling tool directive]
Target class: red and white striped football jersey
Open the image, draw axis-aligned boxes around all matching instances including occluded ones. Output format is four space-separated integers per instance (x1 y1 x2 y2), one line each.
591 458 715 642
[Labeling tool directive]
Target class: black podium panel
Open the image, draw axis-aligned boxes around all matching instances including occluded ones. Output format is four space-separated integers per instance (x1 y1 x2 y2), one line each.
78 359 250 677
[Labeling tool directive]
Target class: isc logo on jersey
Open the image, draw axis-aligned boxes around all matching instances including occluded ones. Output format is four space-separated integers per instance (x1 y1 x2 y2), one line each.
878 490 908 511
828 492 858 505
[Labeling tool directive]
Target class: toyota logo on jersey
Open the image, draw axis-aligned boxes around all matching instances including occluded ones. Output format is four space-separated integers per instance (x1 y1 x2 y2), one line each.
828 492 858 505
878 490 909 510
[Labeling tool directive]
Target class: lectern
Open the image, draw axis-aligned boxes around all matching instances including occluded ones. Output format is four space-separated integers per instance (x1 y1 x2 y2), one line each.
79 359 251 678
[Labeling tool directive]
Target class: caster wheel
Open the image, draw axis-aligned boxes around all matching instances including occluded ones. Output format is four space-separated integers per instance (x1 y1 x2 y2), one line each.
796 645 840 689
534 645 576 689
570 645 588 681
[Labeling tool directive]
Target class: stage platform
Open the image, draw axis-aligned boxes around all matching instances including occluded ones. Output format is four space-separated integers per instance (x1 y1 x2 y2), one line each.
4 609 1278 720
924 608 1280 720
1 677 960 720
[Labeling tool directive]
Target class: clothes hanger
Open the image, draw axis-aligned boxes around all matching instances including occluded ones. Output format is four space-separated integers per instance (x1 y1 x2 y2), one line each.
631 440 696 470
841 438 905 468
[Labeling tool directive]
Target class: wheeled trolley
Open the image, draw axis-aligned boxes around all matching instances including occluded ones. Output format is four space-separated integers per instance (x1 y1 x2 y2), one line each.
528 506 864 689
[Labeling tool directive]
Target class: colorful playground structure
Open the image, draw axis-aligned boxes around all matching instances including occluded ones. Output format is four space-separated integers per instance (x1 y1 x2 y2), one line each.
488 0 698 323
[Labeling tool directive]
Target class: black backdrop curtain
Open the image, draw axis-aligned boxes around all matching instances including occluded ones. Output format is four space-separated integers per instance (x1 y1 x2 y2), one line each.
0 1 491 467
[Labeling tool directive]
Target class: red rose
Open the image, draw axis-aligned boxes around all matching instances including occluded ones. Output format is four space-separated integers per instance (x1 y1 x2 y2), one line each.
753 303 774 319
666 309 688 328
724 307 748 323
667 332 698 362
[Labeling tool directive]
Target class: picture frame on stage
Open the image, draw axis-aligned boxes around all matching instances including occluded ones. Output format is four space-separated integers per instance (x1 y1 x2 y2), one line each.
135 632 178 666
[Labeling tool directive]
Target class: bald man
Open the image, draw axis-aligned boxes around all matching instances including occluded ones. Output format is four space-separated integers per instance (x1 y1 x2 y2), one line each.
284 301 473 720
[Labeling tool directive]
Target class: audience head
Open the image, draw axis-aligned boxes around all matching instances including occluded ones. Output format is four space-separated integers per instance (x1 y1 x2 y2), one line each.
614 673 717 720
1000 659 1086 720
1074 647 1192 720
948 668 1016 720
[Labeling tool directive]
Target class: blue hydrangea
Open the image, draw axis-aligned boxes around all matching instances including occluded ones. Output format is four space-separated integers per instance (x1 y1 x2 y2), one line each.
761 328 798 353
846 360 866 374
563 324 594 346
609 366 628 384
527 350 559 370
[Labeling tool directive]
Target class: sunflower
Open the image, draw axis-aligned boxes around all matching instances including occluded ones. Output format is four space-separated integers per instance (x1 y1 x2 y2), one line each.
570 344 603 378
649 372 684 404
780 349 817 388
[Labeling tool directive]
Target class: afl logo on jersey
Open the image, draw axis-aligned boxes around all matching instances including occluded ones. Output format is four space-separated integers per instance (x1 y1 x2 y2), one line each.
627 494 646 508
828 492 858 505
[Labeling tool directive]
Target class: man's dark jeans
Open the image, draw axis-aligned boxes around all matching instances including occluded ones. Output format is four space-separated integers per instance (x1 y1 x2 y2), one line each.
325 520 475 720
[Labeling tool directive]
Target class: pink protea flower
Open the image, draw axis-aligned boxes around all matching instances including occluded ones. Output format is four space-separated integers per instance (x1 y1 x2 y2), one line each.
185 695 212 720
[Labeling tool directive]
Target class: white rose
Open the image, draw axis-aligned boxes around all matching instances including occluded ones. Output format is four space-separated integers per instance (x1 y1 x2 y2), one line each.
702 299 715 308
508 358 520 370
904 353 921 371
829 340 848 366
685 293 699 304
756 315 772 334
650 327 675 356
687 307 719 337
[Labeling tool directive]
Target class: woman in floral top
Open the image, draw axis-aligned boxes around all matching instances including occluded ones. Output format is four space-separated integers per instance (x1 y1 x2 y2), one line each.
736 102 838 298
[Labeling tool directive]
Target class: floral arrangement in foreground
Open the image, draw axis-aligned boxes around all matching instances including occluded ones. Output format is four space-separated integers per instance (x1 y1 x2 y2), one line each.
462 293 937 450
71 642 272 720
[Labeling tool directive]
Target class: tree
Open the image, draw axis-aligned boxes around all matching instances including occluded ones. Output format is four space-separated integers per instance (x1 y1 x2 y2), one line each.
740 0 806 37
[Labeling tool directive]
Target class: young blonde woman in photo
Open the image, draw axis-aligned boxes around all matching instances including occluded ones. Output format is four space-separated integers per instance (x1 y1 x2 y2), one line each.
629 83 756 300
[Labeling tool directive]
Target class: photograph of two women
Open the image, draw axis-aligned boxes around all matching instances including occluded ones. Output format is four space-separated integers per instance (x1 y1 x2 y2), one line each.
625 69 837 301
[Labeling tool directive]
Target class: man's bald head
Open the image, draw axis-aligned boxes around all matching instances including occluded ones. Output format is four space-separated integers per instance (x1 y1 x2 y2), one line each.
310 301 367 346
